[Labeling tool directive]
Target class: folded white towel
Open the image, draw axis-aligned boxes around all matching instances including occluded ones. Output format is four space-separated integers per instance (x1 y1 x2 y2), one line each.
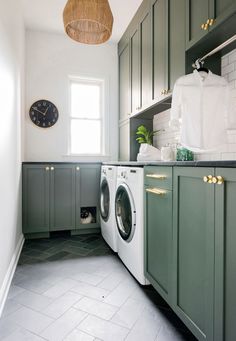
137 144 161 161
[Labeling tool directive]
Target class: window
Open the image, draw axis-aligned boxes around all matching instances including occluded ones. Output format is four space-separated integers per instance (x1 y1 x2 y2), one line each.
69 77 105 155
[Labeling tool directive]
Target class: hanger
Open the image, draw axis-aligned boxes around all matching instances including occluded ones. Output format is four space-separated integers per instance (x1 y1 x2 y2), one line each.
195 59 209 73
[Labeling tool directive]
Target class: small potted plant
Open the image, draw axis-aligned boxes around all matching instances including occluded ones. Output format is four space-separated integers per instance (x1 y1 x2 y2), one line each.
136 125 162 161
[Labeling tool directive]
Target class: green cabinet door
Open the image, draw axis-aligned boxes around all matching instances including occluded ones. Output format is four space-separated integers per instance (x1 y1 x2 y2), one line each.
119 43 131 121
151 0 169 101
169 0 186 91
173 167 215 341
214 168 236 341
75 164 100 229
50 164 76 231
23 165 50 234
140 9 152 108
209 0 236 29
186 0 209 49
145 186 172 304
130 27 140 113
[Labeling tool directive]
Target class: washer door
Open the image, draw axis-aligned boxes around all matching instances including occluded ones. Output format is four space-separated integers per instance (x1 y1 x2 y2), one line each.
100 178 110 222
115 184 136 242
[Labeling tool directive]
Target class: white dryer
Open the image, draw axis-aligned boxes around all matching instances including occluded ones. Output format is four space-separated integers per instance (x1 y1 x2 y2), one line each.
115 166 148 285
100 165 117 252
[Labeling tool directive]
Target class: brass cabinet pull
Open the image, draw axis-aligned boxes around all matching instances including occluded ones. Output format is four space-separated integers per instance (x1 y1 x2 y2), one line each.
146 188 166 196
146 174 167 180
45 167 50 171
203 175 213 183
50 167 54 171
201 23 208 30
76 167 80 171
216 176 224 185
209 18 215 26
203 175 224 185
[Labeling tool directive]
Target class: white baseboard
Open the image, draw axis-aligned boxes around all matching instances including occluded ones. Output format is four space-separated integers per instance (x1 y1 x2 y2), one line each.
0 234 24 318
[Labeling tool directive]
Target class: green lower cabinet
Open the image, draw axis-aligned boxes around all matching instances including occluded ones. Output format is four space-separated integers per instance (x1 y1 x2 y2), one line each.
214 168 236 341
23 165 50 234
23 163 101 237
145 186 172 304
173 167 215 341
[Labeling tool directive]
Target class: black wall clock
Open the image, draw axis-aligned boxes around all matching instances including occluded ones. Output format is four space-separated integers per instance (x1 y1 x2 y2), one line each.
29 100 59 128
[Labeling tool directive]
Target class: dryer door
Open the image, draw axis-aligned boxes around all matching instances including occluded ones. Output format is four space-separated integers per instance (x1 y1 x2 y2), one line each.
100 178 110 222
115 184 136 242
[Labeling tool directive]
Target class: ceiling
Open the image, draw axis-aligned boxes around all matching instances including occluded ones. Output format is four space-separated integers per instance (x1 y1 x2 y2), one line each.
22 0 143 43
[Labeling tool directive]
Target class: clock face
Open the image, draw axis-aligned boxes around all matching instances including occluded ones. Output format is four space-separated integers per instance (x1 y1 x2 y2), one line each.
29 100 59 128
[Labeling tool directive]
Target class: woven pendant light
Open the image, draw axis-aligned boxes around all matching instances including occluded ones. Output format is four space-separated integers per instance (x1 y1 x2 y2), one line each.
63 0 114 44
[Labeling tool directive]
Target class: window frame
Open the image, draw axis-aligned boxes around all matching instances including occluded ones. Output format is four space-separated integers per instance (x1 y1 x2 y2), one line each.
68 76 106 156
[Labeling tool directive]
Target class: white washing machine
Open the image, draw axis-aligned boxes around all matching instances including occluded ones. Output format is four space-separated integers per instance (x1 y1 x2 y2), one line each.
100 165 117 252
115 166 148 285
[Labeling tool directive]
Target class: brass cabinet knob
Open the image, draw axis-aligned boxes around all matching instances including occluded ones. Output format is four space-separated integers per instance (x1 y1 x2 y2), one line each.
216 176 224 185
209 18 215 26
76 167 80 171
51 167 54 171
201 23 205 29
203 175 213 183
45 167 50 171
204 23 208 30
212 176 218 184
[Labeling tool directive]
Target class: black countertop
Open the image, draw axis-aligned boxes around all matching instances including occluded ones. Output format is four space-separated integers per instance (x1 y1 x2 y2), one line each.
22 162 102 165
103 161 236 168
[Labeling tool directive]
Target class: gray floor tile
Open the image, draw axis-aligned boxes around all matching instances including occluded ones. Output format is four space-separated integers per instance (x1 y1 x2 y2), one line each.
41 308 87 341
70 272 104 286
74 296 118 320
71 281 109 301
7 285 25 299
78 315 129 341
104 278 138 307
98 271 127 291
1 299 22 318
111 298 144 329
2 328 46 341
0 317 20 339
16 277 53 294
43 291 82 319
12 289 53 312
5 306 53 334
43 278 79 299
64 329 95 341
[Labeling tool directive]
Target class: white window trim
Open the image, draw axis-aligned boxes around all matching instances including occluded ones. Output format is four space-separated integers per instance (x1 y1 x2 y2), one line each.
67 75 109 157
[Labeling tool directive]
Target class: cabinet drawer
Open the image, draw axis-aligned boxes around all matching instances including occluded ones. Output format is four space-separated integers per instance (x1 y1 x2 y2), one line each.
144 166 172 190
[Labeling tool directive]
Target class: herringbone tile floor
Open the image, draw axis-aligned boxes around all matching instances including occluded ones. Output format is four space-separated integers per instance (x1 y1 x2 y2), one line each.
0 233 196 341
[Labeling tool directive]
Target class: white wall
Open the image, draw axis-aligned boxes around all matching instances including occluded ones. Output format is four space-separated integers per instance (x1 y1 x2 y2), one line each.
153 49 236 161
0 0 24 303
25 30 118 162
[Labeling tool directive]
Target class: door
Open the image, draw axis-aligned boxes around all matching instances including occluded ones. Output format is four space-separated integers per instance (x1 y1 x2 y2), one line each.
152 0 169 101
214 168 236 341
76 164 100 229
23 165 50 234
173 167 215 341
145 186 172 304
186 0 210 49
130 27 140 114
140 9 152 108
100 178 110 222
169 0 186 91
115 184 136 242
119 43 131 121
209 0 236 30
50 164 76 231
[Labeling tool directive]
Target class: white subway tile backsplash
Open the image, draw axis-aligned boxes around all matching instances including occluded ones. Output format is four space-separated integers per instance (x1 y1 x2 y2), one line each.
153 48 236 161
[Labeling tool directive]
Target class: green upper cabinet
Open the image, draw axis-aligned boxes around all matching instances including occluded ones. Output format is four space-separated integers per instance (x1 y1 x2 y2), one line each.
173 167 215 341
169 0 186 91
186 0 209 49
186 0 236 49
119 42 131 121
23 165 50 234
140 8 152 108
151 0 169 101
130 26 141 113
209 0 236 30
214 168 236 341
50 165 76 231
